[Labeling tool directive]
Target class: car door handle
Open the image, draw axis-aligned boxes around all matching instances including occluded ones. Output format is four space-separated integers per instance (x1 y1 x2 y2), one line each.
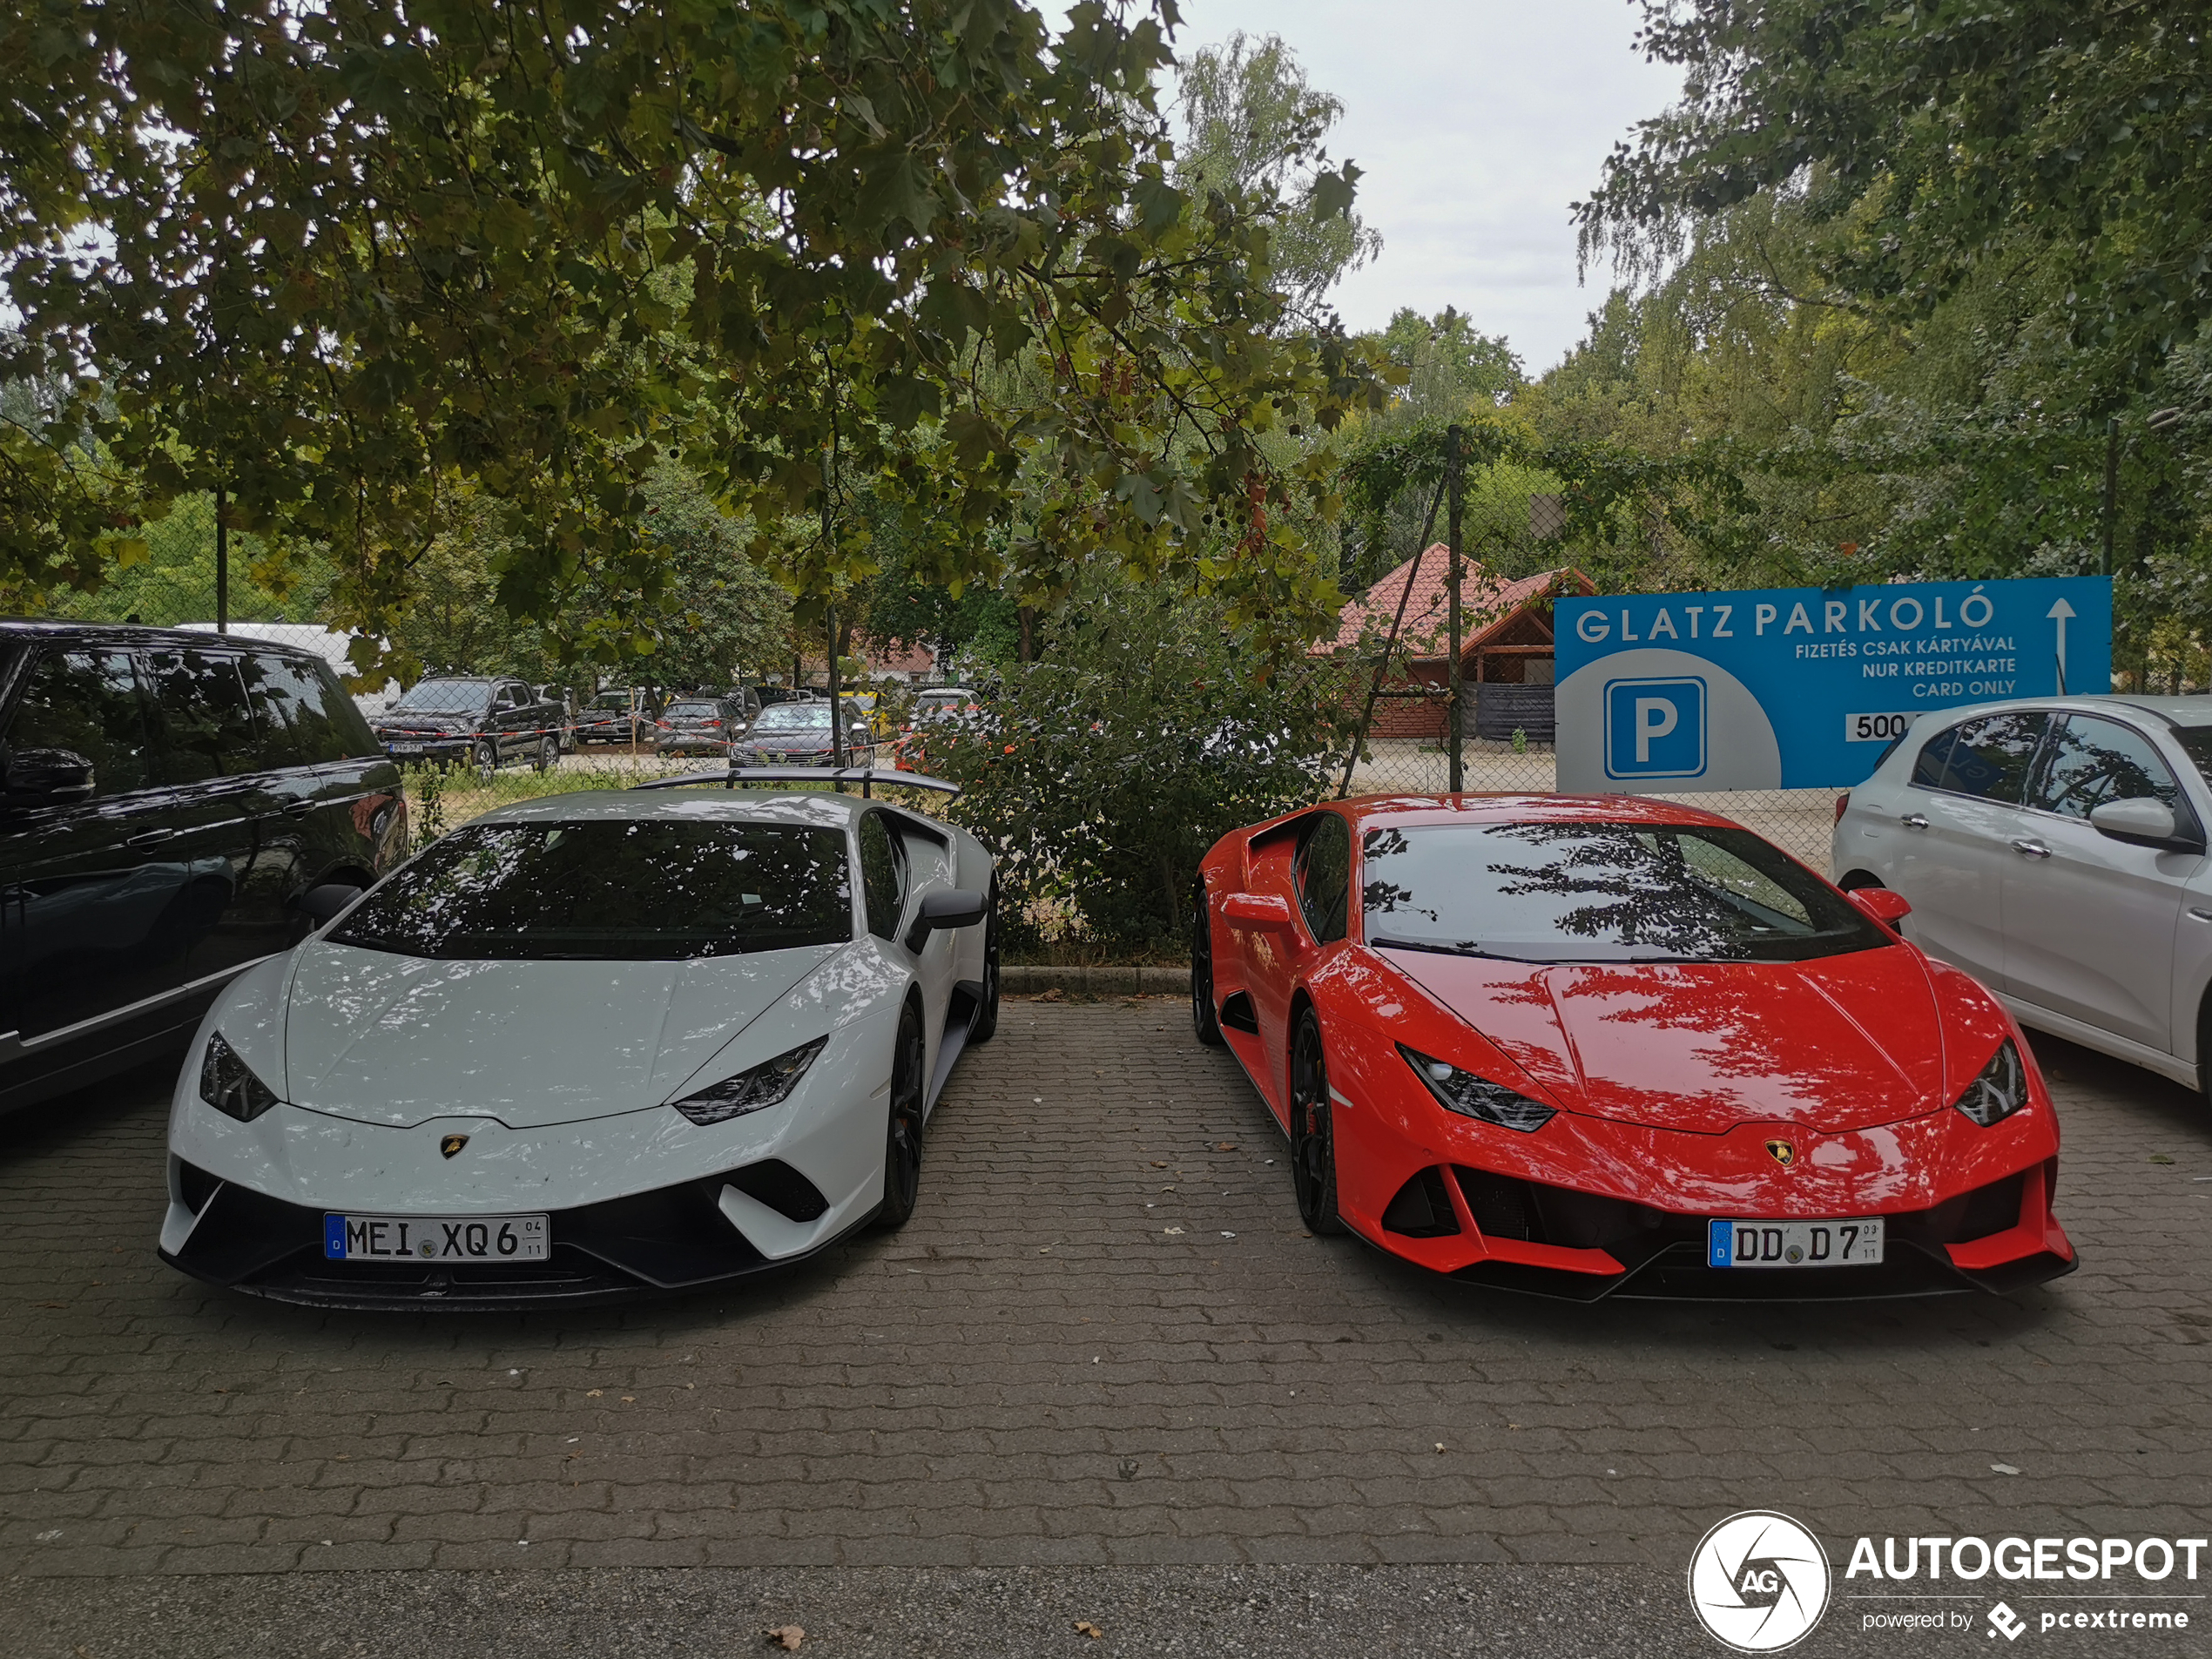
285 799 318 816
125 828 177 847
1900 813 1928 830
2010 839 2052 859
2191 907 2212 923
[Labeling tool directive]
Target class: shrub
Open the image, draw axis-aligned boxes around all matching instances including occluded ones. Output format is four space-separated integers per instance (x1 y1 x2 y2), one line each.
929 584 1359 954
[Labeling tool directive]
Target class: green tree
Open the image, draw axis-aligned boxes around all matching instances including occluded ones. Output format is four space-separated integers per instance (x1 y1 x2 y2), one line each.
0 1 1388 666
1175 30 1383 326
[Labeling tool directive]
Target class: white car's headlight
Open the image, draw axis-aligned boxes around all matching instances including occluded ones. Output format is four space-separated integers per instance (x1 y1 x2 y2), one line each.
200 1032 280 1123
671 1037 827 1126
1952 1038 2027 1127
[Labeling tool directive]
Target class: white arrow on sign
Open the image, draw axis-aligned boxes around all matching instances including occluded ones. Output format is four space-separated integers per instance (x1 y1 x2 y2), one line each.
2047 597 2074 694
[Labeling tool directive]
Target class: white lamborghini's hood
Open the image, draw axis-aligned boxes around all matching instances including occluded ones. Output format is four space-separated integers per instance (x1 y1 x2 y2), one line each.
280 941 841 1129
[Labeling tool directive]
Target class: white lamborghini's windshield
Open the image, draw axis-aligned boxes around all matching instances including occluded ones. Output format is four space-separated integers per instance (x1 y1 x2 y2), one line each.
330 821 853 960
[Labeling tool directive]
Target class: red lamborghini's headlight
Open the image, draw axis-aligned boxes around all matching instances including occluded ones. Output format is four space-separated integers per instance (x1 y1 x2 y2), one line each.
671 1037 827 1126
1399 1044 1555 1133
1952 1039 2027 1128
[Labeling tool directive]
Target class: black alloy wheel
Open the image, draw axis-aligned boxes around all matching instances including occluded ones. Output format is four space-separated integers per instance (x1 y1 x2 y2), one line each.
1289 1008 1344 1234
968 877 1001 1044
1190 880 1224 1048
873 1001 927 1231
473 738 499 782
536 735 559 772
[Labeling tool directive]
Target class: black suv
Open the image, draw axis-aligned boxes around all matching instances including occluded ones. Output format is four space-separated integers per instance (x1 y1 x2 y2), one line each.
0 623 409 1114
368 676 565 776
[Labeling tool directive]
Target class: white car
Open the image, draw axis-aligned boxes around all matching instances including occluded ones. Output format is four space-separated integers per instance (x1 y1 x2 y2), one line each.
158 780 999 1307
1834 695 2212 1089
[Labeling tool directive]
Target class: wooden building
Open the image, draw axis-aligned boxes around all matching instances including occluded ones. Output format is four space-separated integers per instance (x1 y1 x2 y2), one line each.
1325 548 1595 741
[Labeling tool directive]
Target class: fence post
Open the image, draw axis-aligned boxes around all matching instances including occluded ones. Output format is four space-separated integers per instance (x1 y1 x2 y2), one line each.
1336 471 1447 800
1446 425 1465 796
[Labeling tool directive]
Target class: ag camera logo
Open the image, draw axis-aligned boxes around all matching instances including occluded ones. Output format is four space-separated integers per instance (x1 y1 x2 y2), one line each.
1605 676 1706 779
1688 1511 1831 1652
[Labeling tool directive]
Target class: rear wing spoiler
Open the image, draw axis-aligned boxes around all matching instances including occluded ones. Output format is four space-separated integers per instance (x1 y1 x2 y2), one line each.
627 765 959 799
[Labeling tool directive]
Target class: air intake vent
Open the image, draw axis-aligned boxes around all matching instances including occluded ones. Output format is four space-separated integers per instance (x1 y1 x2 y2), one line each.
1381 1168 1460 1238
724 1160 829 1223
1218 992 1258 1034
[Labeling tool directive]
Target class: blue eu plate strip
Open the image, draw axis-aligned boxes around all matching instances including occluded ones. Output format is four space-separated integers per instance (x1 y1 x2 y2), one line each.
1706 1219 1733 1268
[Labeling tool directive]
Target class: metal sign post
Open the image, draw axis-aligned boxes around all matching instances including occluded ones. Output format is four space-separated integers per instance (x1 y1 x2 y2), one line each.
1445 424 1466 796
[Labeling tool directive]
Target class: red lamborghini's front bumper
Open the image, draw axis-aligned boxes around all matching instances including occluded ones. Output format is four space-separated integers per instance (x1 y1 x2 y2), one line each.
1285 1017 2074 1302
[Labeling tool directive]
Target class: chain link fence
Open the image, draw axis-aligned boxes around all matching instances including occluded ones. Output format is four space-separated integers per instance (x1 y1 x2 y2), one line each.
1338 693 1842 873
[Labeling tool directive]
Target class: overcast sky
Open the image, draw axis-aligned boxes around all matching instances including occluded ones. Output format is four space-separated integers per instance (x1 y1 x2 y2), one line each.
1158 1 1683 374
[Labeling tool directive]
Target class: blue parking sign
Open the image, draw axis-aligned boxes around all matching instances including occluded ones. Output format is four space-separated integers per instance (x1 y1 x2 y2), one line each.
1605 678 1705 779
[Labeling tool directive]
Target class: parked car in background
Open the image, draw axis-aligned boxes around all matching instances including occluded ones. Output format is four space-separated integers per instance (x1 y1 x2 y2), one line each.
732 699 875 767
913 687 981 725
574 688 664 747
368 677 563 778
1 622 408 1115
1835 695 2212 1092
653 696 752 759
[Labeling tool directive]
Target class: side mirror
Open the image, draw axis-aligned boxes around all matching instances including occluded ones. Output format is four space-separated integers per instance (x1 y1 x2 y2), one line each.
903 887 988 953
295 882 363 926
1846 887 1912 927
1 747 96 810
1220 892 1297 934
2088 797 2195 849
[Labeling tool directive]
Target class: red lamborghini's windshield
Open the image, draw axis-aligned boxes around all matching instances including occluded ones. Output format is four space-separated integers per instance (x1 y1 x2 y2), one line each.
1361 822 1888 966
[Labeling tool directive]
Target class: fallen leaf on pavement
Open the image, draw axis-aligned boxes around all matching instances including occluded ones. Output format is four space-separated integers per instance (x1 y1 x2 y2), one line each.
1076 1621 1105 1638
765 1625 805 1651
1214 1142 1238 1150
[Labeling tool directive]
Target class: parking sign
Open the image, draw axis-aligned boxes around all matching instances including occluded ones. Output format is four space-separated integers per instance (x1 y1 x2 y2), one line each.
1604 678 1705 779
1554 577 2112 792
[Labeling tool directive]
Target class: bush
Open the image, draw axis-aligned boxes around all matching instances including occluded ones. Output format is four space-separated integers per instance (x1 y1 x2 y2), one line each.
929 584 1359 954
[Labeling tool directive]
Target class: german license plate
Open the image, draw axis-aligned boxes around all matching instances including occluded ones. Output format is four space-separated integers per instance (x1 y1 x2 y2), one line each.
323 1212 549 1263
1707 1217 1883 1268
388 742 426 755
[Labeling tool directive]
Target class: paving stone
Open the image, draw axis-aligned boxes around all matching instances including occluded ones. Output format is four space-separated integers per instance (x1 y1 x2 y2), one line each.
0 1007 2206 1588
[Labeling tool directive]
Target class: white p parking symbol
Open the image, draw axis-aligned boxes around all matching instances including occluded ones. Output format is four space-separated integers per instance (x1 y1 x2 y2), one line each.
1635 698 1678 763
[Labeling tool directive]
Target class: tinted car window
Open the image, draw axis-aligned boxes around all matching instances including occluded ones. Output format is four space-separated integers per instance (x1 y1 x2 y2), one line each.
857 812 905 941
328 820 852 961
1930 711 2047 803
1910 726 1955 789
3 649 152 798
236 651 354 767
390 679 494 716
141 648 259 783
1361 821 1886 965
2031 716 2179 817
1294 813 1352 943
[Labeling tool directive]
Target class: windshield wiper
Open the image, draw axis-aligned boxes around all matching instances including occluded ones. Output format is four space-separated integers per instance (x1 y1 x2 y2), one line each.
1366 935 1513 960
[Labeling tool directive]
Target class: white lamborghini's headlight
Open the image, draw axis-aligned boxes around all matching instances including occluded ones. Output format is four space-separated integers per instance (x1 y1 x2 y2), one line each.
200 1032 280 1123
671 1037 827 1126
1399 1044 1556 1133
1952 1039 2027 1128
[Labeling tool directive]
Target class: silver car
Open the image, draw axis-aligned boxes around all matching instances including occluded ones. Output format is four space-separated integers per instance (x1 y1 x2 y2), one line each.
1833 695 2212 1089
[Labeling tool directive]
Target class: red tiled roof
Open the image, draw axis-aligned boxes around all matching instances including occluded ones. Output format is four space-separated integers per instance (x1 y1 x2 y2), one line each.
1323 547 1592 658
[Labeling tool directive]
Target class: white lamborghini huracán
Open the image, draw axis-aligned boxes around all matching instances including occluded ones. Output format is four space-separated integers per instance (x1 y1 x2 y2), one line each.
159 778 998 1307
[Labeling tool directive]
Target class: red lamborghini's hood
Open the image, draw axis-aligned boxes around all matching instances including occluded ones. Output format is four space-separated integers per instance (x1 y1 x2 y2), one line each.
1379 945 1947 1134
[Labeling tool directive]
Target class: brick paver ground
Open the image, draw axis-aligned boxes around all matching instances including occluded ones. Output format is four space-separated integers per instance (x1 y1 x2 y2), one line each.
3 998 2208 1580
